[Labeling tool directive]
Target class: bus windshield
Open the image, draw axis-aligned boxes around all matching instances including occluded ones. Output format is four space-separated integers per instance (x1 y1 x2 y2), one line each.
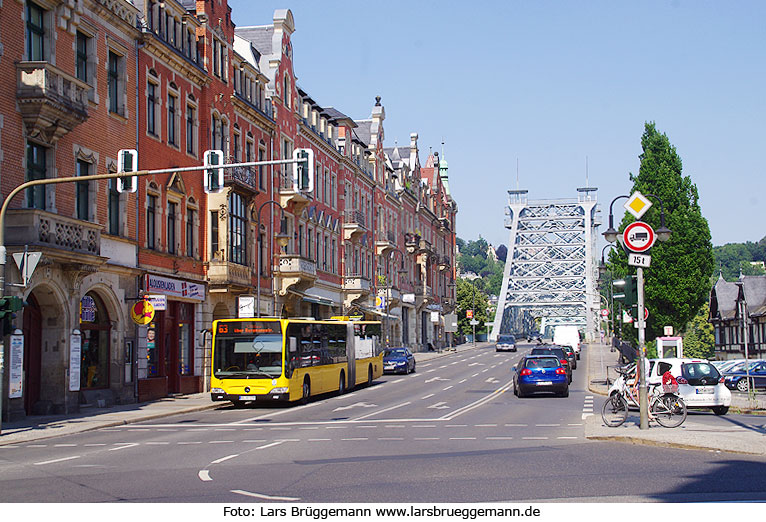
214 321 283 379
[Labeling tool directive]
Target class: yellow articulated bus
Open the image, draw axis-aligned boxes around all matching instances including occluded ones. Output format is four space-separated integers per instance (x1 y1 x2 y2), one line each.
210 318 383 406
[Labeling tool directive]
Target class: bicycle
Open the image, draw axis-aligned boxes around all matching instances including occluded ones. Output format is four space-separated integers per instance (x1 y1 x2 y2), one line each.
601 368 687 428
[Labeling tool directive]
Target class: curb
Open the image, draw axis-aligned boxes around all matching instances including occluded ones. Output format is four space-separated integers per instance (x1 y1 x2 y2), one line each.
584 434 766 456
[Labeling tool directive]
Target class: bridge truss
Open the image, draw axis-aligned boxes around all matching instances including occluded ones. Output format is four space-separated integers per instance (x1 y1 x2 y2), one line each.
489 188 600 342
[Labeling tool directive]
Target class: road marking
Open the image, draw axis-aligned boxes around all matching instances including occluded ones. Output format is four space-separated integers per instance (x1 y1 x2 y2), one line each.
109 443 139 452
445 424 467 428
428 402 450 410
505 424 528 427
582 413 594 420
439 365 448 369
486 437 514 440
333 401 377 412
378 437 404 441
459 379 467 384
209 440 234 444
425 377 449 383
391 378 405 383
232 489 300 502
34 455 81 466
471 373 480 378
299 427 320 430
426 369 436 373
84 443 106 447
270 427 292 431
146 442 170 445
356 425 377 429
557 436 578 440
55 444 77 447
211 454 240 465
536 424 561 427
242 440 267 443
178 441 203 445
352 401 411 421
414 437 439 441
568 423 583 426
449 437 476 440
325 426 346 429
476 424 498 427
384 425 406 428
421 393 435 400
443 386 453 391
214 428 236 431
198 470 212 482
341 438 368 441
413 424 437 428
27 444 47 448
308 439 331 442
523 437 548 440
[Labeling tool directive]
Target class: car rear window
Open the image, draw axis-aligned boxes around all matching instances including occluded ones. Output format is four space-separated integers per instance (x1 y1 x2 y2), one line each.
532 347 565 358
525 357 559 369
498 335 515 342
681 362 720 385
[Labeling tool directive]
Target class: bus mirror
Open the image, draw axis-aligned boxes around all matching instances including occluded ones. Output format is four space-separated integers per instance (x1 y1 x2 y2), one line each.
289 337 297 353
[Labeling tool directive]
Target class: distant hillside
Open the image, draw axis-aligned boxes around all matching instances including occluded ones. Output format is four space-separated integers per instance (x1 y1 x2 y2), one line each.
713 237 766 280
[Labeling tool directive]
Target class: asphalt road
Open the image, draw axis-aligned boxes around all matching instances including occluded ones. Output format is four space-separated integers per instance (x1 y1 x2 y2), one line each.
2 342 766 502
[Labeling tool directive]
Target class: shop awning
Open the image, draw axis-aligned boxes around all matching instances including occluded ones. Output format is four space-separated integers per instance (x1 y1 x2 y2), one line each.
288 289 337 306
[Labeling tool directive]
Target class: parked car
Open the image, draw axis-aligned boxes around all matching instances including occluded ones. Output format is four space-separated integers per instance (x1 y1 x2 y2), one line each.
513 355 569 398
495 334 517 352
530 346 572 383
553 325 581 359
559 344 577 370
607 358 731 415
723 360 766 392
383 347 416 374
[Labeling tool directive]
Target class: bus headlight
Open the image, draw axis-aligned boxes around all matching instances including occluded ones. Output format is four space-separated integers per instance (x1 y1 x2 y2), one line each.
211 388 225 394
271 387 288 394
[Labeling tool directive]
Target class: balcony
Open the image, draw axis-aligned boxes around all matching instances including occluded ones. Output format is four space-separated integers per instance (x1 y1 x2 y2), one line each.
415 283 433 308
377 286 402 308
405 232 420 253
278 170 311 214
5 208 103 264
375 229 397 256
276 254 317 296
437 254 451 271
342 274 371 309
16 62 90 144
438 217 451 231
224 159 260 195
207 259 252 290
343 209 366 242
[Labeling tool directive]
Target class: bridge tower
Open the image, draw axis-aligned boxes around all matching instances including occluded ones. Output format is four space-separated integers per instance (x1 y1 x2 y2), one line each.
489 188 600 343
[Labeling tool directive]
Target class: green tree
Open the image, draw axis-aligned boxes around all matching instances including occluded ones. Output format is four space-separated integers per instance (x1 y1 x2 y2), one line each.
456 277 488 336
682 302 715 360
608 122 715 343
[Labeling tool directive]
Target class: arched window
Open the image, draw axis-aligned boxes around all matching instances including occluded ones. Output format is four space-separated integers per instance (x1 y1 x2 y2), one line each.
79 292 111 389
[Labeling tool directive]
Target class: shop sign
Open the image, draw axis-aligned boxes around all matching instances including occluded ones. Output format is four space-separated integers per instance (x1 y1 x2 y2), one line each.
9 333 24 398
145 274 205 302
131 300 155 325
69 332 82 392
431 311 440 323
144 294 167 311
402 293 415 304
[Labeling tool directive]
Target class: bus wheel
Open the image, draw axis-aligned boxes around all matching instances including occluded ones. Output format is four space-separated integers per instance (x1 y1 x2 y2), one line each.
338 372 346 395
301 379 311 405
367 365 373 386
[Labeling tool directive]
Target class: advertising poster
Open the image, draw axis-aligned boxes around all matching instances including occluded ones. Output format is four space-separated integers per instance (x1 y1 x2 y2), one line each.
69 332 82 392
9 334 24 398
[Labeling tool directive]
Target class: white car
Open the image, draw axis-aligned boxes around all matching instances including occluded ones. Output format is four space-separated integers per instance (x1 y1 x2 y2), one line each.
607 358 731 415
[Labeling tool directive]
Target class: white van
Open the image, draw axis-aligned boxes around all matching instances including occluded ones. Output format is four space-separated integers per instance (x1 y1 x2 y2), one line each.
553 326 581 359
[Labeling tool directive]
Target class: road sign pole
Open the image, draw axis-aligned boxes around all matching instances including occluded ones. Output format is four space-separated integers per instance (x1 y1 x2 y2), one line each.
637 267 649 430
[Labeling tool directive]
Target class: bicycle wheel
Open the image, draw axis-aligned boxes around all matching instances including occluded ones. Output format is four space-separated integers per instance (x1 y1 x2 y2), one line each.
601 394 628 427
651 394 687 428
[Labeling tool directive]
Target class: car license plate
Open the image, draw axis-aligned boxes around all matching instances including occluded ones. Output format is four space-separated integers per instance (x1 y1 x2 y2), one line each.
695 387 714 394
239 396 256 401
537 381 552 386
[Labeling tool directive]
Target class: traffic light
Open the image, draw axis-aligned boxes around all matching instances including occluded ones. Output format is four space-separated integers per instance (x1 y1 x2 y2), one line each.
613 275 637 308
204 149 224 193
0 296 25 336
293 148 314 192
117 149 138 193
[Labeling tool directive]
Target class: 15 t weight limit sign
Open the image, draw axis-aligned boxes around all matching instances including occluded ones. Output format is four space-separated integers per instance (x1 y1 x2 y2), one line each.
628 252 651 267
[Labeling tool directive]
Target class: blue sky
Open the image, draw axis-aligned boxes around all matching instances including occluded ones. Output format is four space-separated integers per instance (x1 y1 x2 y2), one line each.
228 0 765 249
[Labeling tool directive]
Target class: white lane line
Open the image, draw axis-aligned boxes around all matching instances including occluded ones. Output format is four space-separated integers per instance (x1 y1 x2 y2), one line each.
243 440 268 443
568 423 583 426
582 413 594 420
357 425 377 429
325 426 345 429
146 442 170 445
27 444 47 448
391 378 405 383
439 365 449 369
341 438 368 441
214 428 236 431
384 425 405 428
198 470 212 482
299 427 320 430
536 424 561 427
585 395 594 399
178 441 203 445
413 425 436 428
232 489 300 502
54 443 77 447
557 436 578 440
352 401 411 421
523 437 548 440
109 443 139 452
505 424 528 427
209 440 234 444
476 424 498 427
378 437 404 441
426 369 436 373
84 443 106 447
486 437 514 440
414 437 440 441
471 373 480 378
449 437 476 440
269 427 291 431
445 424 467 428
421 393 435 400
211 454 240 465
459 379 467 384
34 455 81 466
308 439 331 442
443 386 453 391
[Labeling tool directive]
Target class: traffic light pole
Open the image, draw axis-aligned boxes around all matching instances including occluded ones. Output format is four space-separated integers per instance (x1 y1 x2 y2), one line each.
0 155 308 434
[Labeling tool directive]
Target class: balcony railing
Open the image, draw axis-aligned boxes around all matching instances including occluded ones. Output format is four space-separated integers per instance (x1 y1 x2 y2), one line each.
343 275 371 292
278 254 317 278
345 209 366 228
224 157 260 194
17 61 90 143
207 259 251 287
6 209 100 257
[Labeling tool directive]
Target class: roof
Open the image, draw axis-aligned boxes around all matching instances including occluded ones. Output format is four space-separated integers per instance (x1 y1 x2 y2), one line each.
353 120 372 146
710 274 766 320
323 107 356 125
235 26 274 56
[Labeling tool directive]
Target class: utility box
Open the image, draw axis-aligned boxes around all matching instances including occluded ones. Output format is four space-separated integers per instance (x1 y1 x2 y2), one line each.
656 336 683 358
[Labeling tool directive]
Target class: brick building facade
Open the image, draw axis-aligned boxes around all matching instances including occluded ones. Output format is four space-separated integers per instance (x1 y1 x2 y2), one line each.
1 1 457 420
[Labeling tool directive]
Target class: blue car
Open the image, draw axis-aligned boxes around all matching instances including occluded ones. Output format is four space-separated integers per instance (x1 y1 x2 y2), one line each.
724 360 766 392
513 354 569 398
383 347 416 374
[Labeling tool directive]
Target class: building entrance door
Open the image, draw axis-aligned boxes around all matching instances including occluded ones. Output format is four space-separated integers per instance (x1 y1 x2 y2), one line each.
22 295 42 415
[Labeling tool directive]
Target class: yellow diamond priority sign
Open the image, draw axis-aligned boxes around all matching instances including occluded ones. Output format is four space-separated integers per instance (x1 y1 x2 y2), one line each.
624 191 652 219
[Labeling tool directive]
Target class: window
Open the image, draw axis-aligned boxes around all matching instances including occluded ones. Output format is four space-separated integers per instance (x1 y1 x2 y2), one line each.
79 292 111 389
186 208 196 257
283 75 290 109
315 165 321 202
108 178 120 236
258 146 266 190
211 211 219 259
186 103 196 155
167 201 177 254
324 169 330 204
298 224 304 257
307 227 313 259
168 93 178 146
229 193 247 265
76 31 89 83
147 194 157 249
26 2 45 61
232 130 240 161
26 142 46 209
76 160 90 221
332 238 336 273
108 51 124 115
147 81 158 136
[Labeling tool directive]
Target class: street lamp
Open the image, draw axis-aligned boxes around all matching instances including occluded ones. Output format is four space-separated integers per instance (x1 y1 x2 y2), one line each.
603 193 672 430
256 201 290 318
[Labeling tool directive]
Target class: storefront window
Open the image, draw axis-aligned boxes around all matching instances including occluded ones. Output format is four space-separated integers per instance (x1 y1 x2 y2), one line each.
79 292 111 389
179 323 191 375
147 323 159 377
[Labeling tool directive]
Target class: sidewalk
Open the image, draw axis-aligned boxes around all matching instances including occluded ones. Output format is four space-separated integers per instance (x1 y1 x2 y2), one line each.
584 341 766 456
0 341 489 446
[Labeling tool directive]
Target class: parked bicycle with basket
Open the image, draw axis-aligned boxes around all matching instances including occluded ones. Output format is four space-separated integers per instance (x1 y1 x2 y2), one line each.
602 367 687 428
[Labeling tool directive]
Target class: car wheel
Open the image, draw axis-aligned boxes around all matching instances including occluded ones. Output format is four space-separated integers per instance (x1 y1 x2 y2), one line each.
712 406 729 416
736 379 750 392
411 362 416 373
513 384 518 397
300 379 311 405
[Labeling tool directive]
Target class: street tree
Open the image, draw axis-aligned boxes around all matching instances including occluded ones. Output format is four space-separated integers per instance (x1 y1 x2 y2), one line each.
456 277 488 337
682 302 716 360
609 122 715 342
